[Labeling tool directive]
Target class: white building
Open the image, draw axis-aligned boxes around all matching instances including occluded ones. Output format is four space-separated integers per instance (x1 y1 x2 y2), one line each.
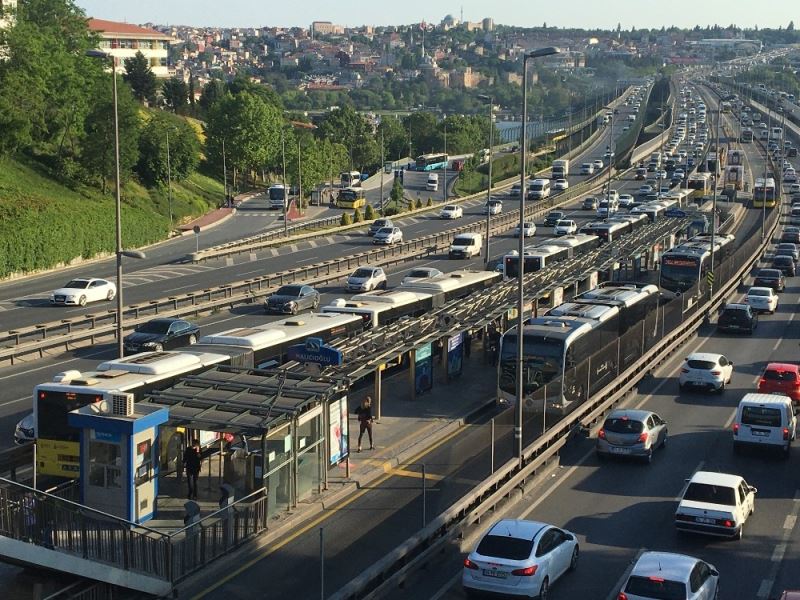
87 18 173 77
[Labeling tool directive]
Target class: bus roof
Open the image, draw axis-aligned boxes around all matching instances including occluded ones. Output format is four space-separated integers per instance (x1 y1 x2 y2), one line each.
199 313 362 349
400 269 499 293
578 283 659 307
547 233 599 248
547 302 619 322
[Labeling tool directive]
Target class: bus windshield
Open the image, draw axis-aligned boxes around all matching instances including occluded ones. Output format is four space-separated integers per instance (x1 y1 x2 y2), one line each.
498 335 563 394
268 187 285 201
660 256 701 292
504 256 543 279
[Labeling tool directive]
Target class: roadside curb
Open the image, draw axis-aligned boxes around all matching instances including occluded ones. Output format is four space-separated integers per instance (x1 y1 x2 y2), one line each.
177 209 237 236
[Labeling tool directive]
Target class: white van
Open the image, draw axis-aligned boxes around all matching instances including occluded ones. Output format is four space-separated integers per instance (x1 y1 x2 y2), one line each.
733 393 797 456
449 232 482 259
527 178 551 200
426 173 439 191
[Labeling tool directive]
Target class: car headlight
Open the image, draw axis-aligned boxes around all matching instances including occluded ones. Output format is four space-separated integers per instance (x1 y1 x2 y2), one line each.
141 342 158 348
66 295 75 300
287 301 297 309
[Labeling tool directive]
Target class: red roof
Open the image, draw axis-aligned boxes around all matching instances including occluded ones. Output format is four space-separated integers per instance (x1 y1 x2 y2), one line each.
87 18 170 39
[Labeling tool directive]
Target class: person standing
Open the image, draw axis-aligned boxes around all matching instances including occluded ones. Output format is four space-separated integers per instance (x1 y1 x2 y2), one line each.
183 438 201 500
355 397 374 452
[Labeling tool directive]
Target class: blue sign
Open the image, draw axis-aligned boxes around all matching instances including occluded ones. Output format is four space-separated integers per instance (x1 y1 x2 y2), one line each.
415 343 433 395
91 430 121 443
664 208 687 218
288 337 343 366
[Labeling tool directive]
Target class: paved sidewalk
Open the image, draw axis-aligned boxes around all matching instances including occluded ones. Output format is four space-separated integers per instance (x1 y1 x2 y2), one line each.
177 207 234 233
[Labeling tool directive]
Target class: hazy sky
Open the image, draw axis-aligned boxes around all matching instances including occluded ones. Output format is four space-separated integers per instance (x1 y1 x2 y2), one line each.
75 0 797 30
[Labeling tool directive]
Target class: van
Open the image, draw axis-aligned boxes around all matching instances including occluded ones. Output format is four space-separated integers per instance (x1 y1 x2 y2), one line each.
426 173 439 191
449 232 482 259
527 178 551 200
733 393 797 457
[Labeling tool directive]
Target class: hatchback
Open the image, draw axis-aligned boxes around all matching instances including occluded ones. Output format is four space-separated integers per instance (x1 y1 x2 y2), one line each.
678 353 733 393
717 303 757 334
582 197 598 210
553 220 577 236
618 551 719 600
514 222 536 237
753 268 785 291
777 243 800 262
553 178 569 191
463 519 579 599
372 226 403 245
758 363 800 403
592 159 604 169
772 254 796 276
745 286 778 313
401 267 442 285
543 211 565 227
596 409 668 464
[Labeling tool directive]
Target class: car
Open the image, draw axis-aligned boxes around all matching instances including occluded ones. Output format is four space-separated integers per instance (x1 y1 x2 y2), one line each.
675 471 756 540
543 211 565 227
553 178 569 191
717 303 758 334
592 159 604 169
484 200 502 215
50 278 116 306
772 254 796 276
462 519 579 599
637 185 653 196
745 286 779 314
123 317 200 353
265 284 320 314
753 268 785 291
790 183 800 194
373 226 403 245
580 162 595 175
618 194 634 208
655 170 668 180
678 352 734 393
439 204 463 219
368 218 393 236
785 171 798 183
514 221 536 237
757 363 800 403
553 219 578 236
778 592 800 600
346 267 387 292
782 230 800 244
618 551 719 600
401 267 442 285
13 413 35 445
596 409 667 463
582 196 598 210
776 242 799 262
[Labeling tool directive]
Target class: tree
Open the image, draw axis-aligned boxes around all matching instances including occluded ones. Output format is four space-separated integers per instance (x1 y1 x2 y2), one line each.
123 51 157 104
340 212 352 226
789 21 795 31
162 77 188 112
188 74 196 111
390 178 404 205
377 116 409 160
353 208 362 222
316 105 380 171
364 204 376 220
80 77 140 193
403 111 439 156
136 112 199 186
199 79 225 115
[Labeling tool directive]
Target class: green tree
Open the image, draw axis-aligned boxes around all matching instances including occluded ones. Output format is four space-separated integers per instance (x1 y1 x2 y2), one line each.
317 105 380 171
162 77 188 112
199 79 226 115
415 198 423 209
403 111 439 156
80 77 140 193
353 208 363 223
136 112 199 186
377 116 409 160
390 178 404 205
340 212 352 226
123 51 157 104
364 204 376 220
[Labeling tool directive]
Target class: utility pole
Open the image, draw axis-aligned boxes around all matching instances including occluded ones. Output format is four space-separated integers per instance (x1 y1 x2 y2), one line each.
380 130 385 216
166 129 173 227
442 120 448 204
709 107 720 301
281 128 288 236
478 94 494 265
298 138 303 216
222 138 227 207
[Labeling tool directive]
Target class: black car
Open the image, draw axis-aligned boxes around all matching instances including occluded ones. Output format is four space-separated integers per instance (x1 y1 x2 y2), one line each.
753 268 785 292
265 284 320 315
772 255 796 276
543 211 565 227
717 303 758 335
781 231 800 244
123 318 199 354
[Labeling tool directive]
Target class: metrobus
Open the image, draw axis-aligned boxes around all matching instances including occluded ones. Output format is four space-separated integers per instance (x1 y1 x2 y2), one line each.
502 245 569 279
752 177 777 208
658 234 736 296
497 283 659 413
727 150 744 166
340 170 362 187
720 101 732 113
268 184 288 209
28 313 365 477
336 187 367 209
740 128 753 143
687 173 712 199
415 153 449 171
724 165 745 191
589 213 648 243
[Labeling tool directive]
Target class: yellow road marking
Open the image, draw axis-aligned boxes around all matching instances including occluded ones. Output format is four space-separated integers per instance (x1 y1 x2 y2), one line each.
191 422 468 599
386 467 445 481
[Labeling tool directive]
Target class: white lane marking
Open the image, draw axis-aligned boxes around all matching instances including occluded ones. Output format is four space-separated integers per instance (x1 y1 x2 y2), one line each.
757 488 800 599
429 572 461 600
675 461 705 502
723 409 738 430
289 244 299 253
1 395 33 407
297 257 318 264
307 240 318 249
784 515 797 530
605 548 646 600
772 543 787 563
758 580 772 599
270 249 279 257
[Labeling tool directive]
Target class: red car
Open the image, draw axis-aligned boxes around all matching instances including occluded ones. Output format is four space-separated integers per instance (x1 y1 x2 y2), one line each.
757 363 800 403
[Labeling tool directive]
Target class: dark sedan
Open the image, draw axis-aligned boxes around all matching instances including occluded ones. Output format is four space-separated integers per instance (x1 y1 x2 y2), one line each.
123 318 199 354
265 285 320 315
543 211 565 227
753 268 786 292
772 255 796 277
781 231 800 244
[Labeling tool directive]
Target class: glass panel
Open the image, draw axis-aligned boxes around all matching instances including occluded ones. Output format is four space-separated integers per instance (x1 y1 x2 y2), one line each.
296 443 321 501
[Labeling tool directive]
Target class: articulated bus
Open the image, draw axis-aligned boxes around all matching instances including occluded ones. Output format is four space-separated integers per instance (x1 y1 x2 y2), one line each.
336 187 367 209
658 234 736 297
415 153 449 171
724 165 745 191
340 171 362 188
28 313 364 477
752 177 777 208
740 128 754 143
687 173 713 200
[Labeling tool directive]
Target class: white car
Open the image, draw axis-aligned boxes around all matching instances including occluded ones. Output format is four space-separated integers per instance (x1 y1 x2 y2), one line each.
401 267 442 285
746 286 778 313
553 220 577 236
514 221 536 237
618 194 635 208
345 267 387 292
675 471 756 540
463 519 579 599
785 171 798 183
439 204 463 219
678 352 733 393
372 226 403 245
580 163 595 175
50 278 117 306
789 183 800 194
618 551 719 600
592 159 604 169
553 179 569 191
484 200 503 215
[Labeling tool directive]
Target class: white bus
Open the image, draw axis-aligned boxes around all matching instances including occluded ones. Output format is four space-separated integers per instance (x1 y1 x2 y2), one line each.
502 245 569 279
527 178 551 200
340 170 362 187
268 184 288 209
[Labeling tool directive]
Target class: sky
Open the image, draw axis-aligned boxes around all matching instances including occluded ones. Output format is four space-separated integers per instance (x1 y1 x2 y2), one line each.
75 0 797 30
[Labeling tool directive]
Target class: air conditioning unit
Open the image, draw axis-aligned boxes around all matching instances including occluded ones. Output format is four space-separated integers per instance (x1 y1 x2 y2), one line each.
104 392 134 417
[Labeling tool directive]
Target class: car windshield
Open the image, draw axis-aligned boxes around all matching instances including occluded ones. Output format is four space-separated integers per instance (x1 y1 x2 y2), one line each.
748 289 770 297
476 534 534 561
683 482 736 506
64 280 90 289
624 576 686 600
757 270 780 279
377 228 393 235
444 205 457 211
352 269 374 278
774 257 793 265
135 321 171 334
687 359 716 370
275 286 303 296
603 417 645 434
408 269 434 278
373 220 388 228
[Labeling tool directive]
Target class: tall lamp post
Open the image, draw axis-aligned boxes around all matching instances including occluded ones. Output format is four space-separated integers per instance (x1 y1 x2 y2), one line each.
516 47 559 466
86 50 146 358
478 94 494 265
602 105 614 201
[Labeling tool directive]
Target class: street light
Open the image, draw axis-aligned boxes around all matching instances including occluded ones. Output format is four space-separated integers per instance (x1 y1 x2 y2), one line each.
602 105 614 203
86 49 146 358
516 46 559 466
478 94 494 265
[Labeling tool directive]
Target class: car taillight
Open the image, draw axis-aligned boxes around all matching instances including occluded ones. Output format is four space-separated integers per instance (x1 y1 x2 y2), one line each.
598 429 606 440
723 519 734 528
784 427 790 440
759 378 766 387
638 432 648 443
711 370 721 376
463 558 479 570
681 368 690 374
733 423 740 435
512 565 538 576
618 594 628 600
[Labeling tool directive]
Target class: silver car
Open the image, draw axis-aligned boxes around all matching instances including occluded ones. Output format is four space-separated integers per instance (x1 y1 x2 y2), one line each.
619 551 719 600
596 409 667 464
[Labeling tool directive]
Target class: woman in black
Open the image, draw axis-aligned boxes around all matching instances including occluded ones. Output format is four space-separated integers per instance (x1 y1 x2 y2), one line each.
355 397 374 452
183 438 201 500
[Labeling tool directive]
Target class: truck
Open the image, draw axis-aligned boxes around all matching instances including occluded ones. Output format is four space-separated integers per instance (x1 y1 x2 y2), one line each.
551 159 569 179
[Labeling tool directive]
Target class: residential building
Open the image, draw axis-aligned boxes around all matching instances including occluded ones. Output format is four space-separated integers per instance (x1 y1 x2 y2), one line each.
87 18 173 77
311 21 344 37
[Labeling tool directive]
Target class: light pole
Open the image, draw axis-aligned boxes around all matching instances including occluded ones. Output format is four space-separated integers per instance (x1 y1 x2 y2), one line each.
86 50 145 358
166 129 173 227
222 138 227 206
709 107 720 301
442 120 448 204
762 109 771 241
603 105 614 203
380 129 385 217
517 47 559 465
478 94 494 265
281 127 288 236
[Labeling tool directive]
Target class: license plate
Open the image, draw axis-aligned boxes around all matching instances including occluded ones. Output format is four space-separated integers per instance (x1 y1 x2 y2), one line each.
696 517 716 524
728 325 739 329
610 447 631 454
752 430 769 437
483 569 508 579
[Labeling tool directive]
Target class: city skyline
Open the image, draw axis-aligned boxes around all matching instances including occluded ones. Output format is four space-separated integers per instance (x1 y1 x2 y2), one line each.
75 0 796 30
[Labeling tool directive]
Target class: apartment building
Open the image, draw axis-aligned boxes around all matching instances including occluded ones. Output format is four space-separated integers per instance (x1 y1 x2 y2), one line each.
87 18 173 77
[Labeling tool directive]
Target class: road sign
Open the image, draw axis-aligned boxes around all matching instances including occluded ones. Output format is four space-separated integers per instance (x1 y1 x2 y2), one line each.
706 271 715 286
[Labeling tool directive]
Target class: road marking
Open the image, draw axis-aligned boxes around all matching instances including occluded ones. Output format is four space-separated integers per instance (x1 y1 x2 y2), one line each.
723 409 738 430
757 488 800 599
190 421 467 599
307 240 318 249
772 543 787 563
605 548 646 600
385 467 445 482
289 244 298 253
430 572 461 600
675 461 705 502
270 249 279 257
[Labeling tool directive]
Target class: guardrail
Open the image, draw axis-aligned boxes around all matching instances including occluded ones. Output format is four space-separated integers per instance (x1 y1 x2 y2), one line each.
330 140 782 600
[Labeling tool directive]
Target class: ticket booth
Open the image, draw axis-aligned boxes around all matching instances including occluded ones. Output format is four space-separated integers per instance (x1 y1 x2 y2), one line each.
68 397 169 524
